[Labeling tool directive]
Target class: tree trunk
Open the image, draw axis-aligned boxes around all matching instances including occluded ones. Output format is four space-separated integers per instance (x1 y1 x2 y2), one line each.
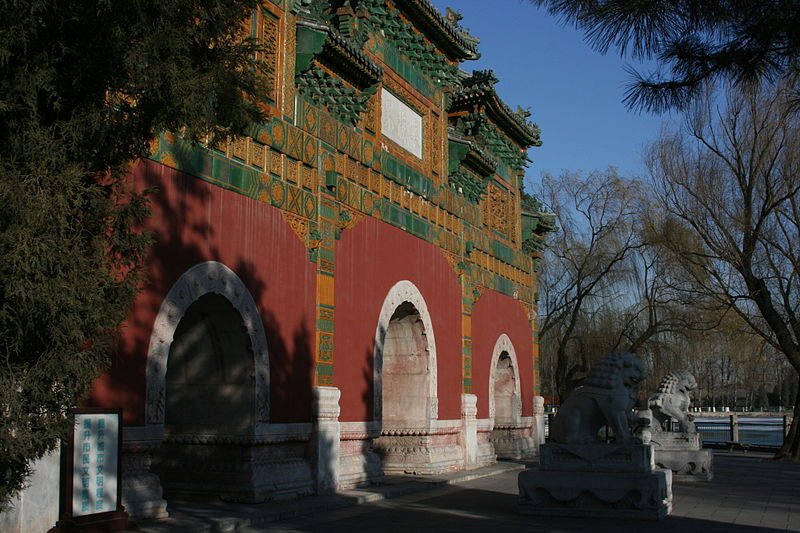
776 377 800 461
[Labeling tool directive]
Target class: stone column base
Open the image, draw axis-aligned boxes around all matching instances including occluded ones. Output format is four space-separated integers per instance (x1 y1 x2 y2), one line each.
518 468 672 520
312 386 341 494
121 443 168 521
461 395 479 469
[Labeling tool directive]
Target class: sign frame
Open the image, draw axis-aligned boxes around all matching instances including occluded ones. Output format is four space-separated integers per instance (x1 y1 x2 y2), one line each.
51 407 132 532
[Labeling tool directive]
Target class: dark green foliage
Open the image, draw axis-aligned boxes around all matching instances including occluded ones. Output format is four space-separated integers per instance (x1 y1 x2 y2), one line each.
0 0 266 510
533 0 800 112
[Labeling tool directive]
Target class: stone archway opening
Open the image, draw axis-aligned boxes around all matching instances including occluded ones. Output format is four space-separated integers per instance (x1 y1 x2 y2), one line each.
492 352 517 428
381 301 431 429
488 335 528 460
370 281 460 475
156 292 260 500
164 293 255 437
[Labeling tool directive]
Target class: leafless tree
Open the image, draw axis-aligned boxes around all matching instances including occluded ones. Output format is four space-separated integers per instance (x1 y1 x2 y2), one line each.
537 169 644 401
536 166 724 402
647 80 800 459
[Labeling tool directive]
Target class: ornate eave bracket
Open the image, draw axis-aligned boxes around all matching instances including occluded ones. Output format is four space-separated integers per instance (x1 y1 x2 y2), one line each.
521 209 556 261
295 14 383 125
296 18 383 89
447 132 496 203
360 0 462 90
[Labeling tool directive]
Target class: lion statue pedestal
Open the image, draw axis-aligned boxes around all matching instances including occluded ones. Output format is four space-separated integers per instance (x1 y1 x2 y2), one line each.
518 353 672 520
646 371 713 482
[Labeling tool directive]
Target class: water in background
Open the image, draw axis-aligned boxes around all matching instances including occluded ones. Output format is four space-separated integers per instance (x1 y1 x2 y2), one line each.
694 417 787 447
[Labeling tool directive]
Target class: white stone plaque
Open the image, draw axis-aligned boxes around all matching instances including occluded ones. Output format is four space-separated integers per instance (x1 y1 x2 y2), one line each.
381 88 423 159
71 413 119 516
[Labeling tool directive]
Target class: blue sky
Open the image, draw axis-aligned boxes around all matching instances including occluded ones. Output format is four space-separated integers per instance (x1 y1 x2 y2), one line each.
429 0 674 189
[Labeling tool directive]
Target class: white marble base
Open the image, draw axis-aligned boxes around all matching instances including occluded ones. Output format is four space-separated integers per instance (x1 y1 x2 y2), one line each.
651 431 713 481
654 449 714 481
155 438 314 502
519 467 672 520
492 425 538 460
374 427 464 475
338 421 383 488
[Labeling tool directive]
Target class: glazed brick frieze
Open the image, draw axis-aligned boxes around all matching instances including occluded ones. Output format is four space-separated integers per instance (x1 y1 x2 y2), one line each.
150 132 317 227
258 8 281 105
482 182 519 243
283 11 297 119
150 125 535 303
380 151 435 198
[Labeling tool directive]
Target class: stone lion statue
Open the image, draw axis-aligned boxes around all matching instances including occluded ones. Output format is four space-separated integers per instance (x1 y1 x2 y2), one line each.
551 352 647 444
649 370 698 433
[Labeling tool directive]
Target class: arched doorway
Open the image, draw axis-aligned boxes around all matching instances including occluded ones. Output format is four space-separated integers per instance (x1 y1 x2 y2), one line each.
489 334 523 459
381 301 432 429
163 293 255 437
156 292 259 498
372 281 460 474
141 261 274 502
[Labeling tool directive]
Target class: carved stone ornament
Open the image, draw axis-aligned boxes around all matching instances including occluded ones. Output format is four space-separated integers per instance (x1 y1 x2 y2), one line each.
649 370 698 433
550 352 647 445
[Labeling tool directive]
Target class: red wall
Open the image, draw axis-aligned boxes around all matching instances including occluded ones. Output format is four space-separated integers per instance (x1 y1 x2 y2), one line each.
87 159 534 427
471 290 535 418
334 217 463 422
88 160 317 425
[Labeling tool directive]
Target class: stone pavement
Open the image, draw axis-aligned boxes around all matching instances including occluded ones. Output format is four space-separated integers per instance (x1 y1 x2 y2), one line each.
139 451 800 532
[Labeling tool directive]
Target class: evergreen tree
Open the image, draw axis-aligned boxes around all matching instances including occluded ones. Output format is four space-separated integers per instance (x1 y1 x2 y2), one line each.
0 0 265 509
533 0 800 112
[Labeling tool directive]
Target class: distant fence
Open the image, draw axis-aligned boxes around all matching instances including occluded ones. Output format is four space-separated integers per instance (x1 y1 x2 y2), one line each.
694 415 790 450
543 413 791 451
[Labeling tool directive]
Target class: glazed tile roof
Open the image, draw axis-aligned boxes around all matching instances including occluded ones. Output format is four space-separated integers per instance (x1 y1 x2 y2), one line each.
451 70 541 148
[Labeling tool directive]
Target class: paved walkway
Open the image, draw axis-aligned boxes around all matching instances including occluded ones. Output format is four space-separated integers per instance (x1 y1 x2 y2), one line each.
140 452 800 532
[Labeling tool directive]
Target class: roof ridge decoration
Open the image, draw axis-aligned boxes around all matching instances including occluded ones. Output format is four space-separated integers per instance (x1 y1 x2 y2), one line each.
359 0 468 89
393 0 479 60
450 69 542 152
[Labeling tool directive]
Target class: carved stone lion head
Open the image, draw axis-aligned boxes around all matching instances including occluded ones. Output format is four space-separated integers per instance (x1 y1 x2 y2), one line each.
583 352 647 390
